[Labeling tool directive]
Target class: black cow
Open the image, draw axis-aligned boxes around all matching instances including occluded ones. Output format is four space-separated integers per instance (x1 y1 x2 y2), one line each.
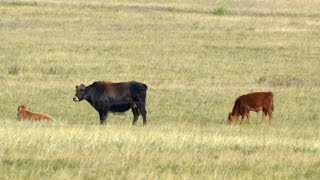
73 81 148 125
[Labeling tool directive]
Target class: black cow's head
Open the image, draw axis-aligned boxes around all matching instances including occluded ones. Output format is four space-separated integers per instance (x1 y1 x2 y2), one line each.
73 84 87 102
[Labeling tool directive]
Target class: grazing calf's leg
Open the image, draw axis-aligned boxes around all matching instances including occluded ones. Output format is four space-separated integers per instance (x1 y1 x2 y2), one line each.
246 112 251 124
261 110 267 125
240 115 245 125
131 106 140 125
137 102 147 125
268 110 273 125
241 109 250 125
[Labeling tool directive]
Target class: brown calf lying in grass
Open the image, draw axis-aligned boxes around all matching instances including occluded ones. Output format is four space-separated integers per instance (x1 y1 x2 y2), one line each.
17 105 53 122
228 92 274 125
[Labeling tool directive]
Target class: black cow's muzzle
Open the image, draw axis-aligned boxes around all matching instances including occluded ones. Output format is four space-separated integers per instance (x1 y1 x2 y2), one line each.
73 96 80 102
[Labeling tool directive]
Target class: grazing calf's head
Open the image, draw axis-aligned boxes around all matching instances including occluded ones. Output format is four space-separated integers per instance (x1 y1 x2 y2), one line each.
73 84 87 102
228 112 237 124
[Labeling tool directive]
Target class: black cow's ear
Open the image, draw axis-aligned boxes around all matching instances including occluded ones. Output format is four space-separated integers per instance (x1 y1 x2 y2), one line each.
76 85 79 89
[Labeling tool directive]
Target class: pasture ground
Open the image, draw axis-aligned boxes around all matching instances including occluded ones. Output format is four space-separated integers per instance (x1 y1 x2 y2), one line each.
0 0 319 179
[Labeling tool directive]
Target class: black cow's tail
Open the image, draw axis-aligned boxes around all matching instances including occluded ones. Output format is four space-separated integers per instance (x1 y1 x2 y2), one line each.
132 82 147 92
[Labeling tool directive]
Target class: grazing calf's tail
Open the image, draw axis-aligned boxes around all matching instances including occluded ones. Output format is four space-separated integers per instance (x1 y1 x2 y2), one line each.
270 92 274 111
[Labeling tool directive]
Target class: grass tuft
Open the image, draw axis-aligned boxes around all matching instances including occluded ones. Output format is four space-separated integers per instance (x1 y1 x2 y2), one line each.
0 1 38 7
7 65 20 75
210 7 227 15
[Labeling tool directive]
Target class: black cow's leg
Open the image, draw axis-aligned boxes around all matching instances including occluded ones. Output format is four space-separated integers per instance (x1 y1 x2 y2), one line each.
137 103 147 125
99 111 108 125
132 106 140 125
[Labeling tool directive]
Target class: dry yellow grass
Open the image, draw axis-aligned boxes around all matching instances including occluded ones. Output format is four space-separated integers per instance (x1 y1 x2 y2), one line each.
0 0 319 178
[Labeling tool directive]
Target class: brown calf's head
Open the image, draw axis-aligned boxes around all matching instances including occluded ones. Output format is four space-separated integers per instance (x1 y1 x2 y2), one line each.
228 112 238 125
73 84 87 102
18 105 29 112
17 105 28 120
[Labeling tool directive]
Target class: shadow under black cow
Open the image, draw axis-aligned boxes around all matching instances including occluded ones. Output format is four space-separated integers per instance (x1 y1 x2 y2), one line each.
73 81 148 125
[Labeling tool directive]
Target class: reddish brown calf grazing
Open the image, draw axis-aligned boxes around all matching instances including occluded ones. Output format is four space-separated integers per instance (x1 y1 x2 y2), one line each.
228 92 274 125
17 105 53 122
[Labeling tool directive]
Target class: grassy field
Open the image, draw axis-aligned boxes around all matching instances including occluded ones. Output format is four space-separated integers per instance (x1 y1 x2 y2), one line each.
0 0 320 179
